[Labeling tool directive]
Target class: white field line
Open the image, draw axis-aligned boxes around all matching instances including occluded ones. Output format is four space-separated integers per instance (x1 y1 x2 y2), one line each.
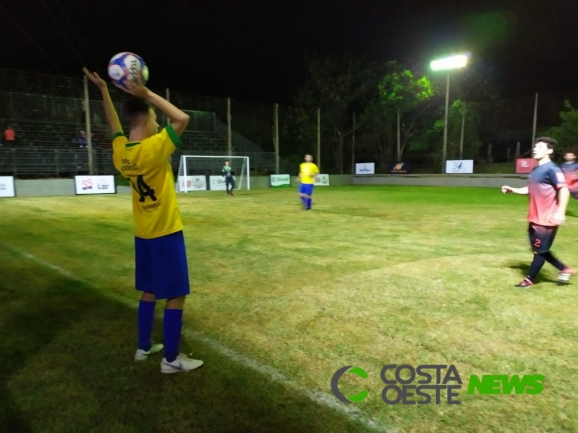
2 242 395 433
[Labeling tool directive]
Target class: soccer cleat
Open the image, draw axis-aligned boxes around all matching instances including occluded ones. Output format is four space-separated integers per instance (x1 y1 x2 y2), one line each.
515 277 534 288
557 267 575 285
134 343 164 362
161 354 204 374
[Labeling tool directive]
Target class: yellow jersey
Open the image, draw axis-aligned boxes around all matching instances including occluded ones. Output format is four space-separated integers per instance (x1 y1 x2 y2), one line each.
112 125 183 239
299 162 319 184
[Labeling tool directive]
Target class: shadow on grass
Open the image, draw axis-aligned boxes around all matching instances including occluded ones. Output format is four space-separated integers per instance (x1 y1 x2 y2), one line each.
0 256 373 433
507 262 558 284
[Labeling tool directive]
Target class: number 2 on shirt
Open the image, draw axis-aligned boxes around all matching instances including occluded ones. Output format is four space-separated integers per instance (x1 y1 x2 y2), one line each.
127 175 157 202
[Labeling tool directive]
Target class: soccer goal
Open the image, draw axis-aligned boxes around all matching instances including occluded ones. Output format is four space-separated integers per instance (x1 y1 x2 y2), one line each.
176 155 250 192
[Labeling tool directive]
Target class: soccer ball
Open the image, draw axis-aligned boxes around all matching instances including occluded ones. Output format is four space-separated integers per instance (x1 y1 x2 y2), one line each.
107 52 149 90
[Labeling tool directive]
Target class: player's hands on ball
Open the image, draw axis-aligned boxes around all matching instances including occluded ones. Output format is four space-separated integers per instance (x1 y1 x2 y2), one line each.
83 67 107 90
124 75 150 99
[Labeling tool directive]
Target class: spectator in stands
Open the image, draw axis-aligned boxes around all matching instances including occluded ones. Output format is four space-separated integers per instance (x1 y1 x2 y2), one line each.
77 130 88 148
4 125 16 146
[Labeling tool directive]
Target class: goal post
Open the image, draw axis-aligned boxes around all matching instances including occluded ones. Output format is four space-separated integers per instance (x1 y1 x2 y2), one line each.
177 155 250 192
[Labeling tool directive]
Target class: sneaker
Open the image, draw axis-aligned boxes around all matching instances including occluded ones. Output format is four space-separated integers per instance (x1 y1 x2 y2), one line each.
557 267 575 285
515 277 534 288
161 354 204 374
134 343 164 362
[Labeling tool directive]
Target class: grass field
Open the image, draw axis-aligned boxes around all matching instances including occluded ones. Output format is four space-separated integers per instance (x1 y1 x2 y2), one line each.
1 186 578 433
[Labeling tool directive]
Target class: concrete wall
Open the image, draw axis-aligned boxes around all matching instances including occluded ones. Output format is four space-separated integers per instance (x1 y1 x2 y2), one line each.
15 179 75 197
353 175 529 188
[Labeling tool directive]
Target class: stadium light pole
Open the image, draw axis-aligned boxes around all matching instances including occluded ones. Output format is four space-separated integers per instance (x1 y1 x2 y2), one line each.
430 54 469 173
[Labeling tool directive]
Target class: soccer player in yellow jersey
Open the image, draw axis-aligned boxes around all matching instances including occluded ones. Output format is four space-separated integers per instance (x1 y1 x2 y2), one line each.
298 154 319 210
83 67 203 373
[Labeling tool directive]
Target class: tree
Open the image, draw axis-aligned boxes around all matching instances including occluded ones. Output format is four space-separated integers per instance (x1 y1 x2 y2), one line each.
294 54 378 173
548 101 578 153
377 61 436 162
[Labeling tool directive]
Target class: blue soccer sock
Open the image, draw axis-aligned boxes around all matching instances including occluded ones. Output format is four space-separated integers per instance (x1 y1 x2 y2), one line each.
300 196 307 207
306 197 312 209
137 300 156 351
163 309 183 363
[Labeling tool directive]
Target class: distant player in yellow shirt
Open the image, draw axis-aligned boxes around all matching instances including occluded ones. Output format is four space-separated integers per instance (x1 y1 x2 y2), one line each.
298 154 319 210
83 67 203 373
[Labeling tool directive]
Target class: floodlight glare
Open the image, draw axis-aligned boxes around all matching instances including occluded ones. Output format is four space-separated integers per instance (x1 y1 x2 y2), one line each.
430 54 468 71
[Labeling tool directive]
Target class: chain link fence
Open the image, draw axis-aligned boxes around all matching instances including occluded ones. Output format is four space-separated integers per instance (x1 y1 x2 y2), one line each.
1 67 578 177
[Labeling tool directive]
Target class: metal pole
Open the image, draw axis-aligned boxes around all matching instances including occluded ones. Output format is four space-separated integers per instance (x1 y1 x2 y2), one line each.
83 76 94 175
351 112 356 175
397 109 401 161
442 72 450 173
516 141 520 157
459 103 466 160
507 147 510 162
227 97 232 156
532 92 538 144
274 103 280 174
317 107 321 170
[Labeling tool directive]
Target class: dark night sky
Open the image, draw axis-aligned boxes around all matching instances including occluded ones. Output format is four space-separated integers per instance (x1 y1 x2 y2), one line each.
1 0 578 102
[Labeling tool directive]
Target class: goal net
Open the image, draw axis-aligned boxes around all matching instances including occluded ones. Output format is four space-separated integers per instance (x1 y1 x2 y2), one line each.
176 155 250 192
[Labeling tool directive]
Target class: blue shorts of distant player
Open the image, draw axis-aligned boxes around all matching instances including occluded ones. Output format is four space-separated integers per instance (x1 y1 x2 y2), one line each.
135 230 190 299
299 183 314 196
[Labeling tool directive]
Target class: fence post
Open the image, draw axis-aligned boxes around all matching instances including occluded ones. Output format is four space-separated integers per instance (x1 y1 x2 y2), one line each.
166 88 171 126
352 112 356 175
227 97 232 156
83 76 94 175
274 103 279 174
532 92 538 144
317 107 321 171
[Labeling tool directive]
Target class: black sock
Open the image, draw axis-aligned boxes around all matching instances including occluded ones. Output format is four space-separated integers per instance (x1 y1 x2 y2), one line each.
527 254 546 281
542 252 565 271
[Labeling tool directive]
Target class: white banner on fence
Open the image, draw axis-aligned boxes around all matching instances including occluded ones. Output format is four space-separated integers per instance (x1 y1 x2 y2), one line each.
355 163 375 175
0 176 15 197
270 174 291 188
209 175 228 191
178 175 207 192
445 160 474 174
75 175 116 195
314 174 330 186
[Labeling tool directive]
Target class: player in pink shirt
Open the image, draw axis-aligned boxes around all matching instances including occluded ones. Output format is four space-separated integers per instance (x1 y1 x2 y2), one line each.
502 137 574 287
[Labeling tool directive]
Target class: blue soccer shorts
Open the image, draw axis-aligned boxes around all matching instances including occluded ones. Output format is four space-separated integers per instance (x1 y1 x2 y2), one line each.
299 183 314 196
135 230 190 299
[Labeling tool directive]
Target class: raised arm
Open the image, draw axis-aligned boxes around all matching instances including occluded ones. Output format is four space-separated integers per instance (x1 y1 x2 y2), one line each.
82 68 123 136
502 185 529 195
123 79 189 136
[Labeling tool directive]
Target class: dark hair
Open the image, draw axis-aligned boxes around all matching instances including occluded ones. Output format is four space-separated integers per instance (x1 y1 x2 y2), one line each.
225 160 230 163
122 98 152 129
534 136 557 150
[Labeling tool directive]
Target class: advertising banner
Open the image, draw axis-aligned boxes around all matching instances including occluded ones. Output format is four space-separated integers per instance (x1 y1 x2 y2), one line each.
178 175 207 191
388 162 411 174
75 175 116 195
314 174 330 186
355 163 375 175
0 176 15 197
516 158 537 174
270 174 291 188
445 160 474 174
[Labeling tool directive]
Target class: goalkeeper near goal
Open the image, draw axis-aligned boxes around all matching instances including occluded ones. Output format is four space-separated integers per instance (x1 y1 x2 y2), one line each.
222 160 235 195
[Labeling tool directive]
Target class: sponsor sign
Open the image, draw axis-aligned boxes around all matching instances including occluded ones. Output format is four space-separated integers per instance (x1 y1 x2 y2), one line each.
355 163 375 175
314 174 330 186
516 158 537 174
178 175 207 191
0 176 15 197
388 162 411 174
75 175 116 195
270 174 291 188
209 175 228 191
445 160 474 174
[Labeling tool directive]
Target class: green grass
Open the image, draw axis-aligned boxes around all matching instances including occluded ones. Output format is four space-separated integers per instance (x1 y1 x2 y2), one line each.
1 186 578 433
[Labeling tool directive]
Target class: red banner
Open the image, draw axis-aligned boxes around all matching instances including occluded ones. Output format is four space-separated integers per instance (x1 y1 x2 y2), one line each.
516 158 537 174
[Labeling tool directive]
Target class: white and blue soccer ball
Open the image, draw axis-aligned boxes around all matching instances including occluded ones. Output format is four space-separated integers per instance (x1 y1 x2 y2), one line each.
107 52 149 90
